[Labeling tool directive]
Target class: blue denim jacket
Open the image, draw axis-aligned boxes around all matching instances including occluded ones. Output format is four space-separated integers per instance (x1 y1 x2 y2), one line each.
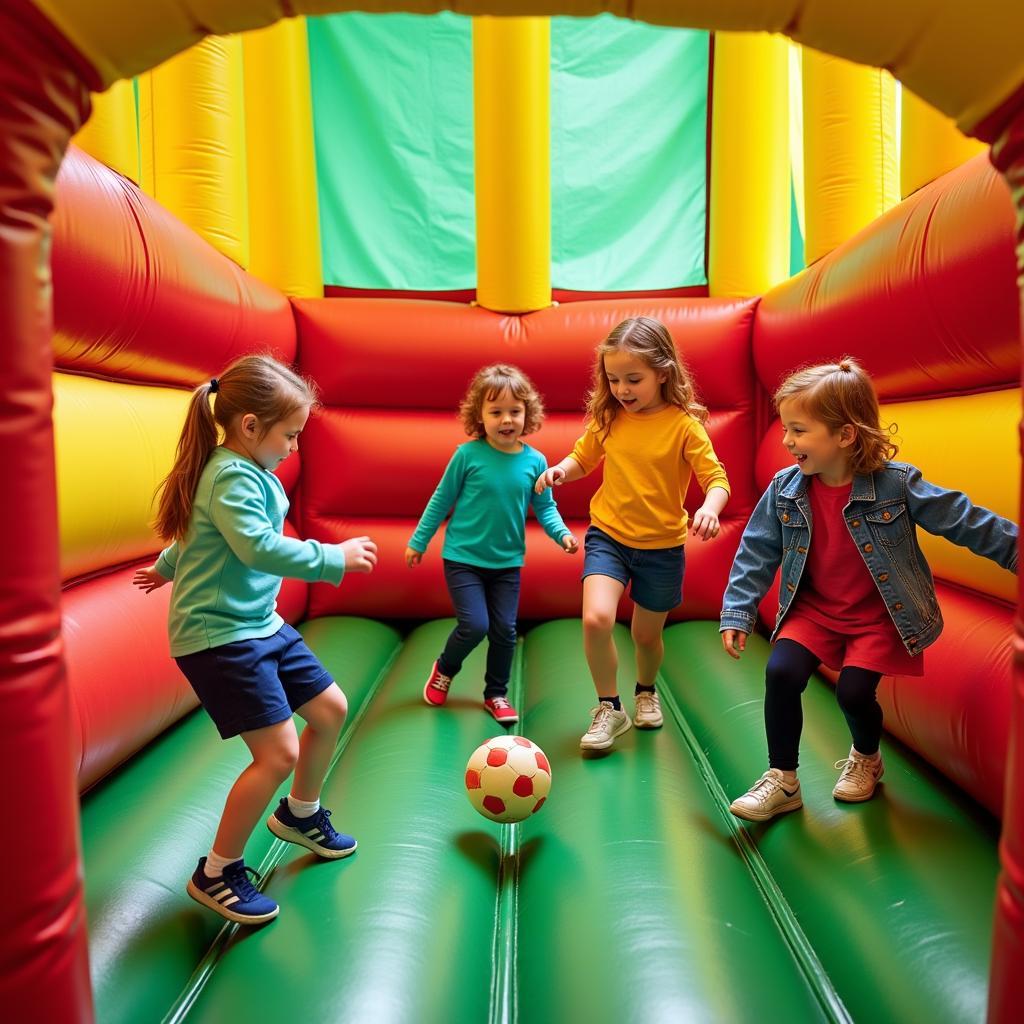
720 462 1019 655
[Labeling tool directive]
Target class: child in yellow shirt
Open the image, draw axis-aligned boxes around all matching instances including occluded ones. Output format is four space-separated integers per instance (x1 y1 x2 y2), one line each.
536 316 730 751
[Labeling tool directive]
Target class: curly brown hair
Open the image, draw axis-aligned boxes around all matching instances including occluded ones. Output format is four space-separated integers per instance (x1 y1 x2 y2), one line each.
586 316 708 439
459 364 545 438
154 355 318 541
774 357 899 475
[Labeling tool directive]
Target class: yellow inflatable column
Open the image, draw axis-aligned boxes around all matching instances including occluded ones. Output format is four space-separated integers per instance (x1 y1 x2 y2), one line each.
473 17 550 314
71 78 139 183
142 36 249 269
708 31 790 297
901 89 988 199
243 19 322 298
802 50 898 264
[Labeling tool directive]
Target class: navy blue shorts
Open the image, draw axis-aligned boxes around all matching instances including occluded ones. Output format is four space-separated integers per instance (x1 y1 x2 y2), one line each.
582 525 685 613
175 623 334 739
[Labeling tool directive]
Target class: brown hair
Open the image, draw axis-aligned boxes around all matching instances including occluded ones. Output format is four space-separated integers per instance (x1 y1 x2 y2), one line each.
154 354 318 541
458 364 545 438
774 357 899 475
586 316 708 439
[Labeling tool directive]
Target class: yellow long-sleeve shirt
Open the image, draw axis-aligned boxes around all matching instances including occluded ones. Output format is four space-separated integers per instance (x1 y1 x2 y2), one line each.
569 405 730 549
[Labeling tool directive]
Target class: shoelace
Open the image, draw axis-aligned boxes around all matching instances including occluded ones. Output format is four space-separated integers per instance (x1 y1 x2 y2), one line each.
587 704 615 733
221 862 265 901
308 807 340 842
635 692 660 711
834 756 876 785
490 697 512 710
430 673 452 692
747 772 786 806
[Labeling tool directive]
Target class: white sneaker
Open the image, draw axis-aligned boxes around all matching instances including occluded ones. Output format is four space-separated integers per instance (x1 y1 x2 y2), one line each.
580 701 632 751
633 690 663 729
833 749 884 802
729 769 803 822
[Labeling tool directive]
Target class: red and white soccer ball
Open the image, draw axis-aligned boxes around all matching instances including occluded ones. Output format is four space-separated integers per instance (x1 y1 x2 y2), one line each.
464 735 552 824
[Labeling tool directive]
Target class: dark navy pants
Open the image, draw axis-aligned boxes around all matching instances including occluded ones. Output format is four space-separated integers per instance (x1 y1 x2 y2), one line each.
438 560 521 699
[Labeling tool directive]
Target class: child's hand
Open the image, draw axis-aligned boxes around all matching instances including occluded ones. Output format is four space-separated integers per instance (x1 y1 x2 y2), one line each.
721 629 747 659
342 536 378 574
691 506 721 541
132 565 169 593
535 466 565 494
405 546 423 568
561 533 579 554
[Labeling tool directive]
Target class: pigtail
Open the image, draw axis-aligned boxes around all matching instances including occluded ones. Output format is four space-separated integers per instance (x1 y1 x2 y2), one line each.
153 383 219 541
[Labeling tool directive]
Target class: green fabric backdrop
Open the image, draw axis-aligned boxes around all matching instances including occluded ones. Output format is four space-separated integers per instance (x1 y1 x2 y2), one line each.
308 14 709 292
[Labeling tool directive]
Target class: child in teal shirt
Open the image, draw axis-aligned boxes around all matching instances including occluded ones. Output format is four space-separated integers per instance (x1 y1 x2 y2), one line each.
134 355 377 925
406 364 578 723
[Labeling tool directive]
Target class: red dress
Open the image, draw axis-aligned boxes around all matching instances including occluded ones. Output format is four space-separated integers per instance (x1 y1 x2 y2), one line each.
777 476 924 676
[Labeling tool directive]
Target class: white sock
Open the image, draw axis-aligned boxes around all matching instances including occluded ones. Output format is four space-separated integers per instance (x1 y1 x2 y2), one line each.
204 849 241 879
287 794 320 819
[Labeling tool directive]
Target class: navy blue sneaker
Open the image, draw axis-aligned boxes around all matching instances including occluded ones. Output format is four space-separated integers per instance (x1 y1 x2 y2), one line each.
186 858 279 925
267 798 358 859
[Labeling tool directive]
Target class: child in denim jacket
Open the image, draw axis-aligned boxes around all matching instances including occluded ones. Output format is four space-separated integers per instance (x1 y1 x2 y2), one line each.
720 358 1017 821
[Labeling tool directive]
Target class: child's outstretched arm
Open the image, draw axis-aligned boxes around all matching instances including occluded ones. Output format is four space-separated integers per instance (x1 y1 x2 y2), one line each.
530 475 579 554
684 421 731 542
904 466 1019 573
132 541 178 593
534 456 585 494
692 486 729 541
720 479 784 657
407 447 468 567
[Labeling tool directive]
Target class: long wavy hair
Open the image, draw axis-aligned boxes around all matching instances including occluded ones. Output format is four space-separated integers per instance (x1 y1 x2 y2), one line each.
154 355 318 541
459 363 545 438
774 357 899 475
586 317 708 439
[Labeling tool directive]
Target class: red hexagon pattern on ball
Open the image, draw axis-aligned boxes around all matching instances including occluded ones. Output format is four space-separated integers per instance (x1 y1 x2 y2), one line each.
486 748 508 767
483 795 506 815
512 775 534 798
535 752 550 773
465 769 481 789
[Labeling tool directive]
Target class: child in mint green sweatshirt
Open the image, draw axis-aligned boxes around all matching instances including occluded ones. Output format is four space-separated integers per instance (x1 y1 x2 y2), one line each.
405 364 578 724
133 355 376 925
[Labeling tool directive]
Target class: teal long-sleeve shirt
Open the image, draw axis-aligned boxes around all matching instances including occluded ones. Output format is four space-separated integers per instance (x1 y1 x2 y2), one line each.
409 439 571 568
156 446 345 657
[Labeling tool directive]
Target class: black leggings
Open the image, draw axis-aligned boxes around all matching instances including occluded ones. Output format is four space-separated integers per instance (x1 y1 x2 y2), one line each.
764 638 884 771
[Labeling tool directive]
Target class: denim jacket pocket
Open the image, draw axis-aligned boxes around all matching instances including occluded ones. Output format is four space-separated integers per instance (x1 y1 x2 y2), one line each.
865 502 911 546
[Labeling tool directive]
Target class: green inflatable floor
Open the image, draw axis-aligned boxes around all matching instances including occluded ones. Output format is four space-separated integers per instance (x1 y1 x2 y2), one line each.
81 618 1000 1023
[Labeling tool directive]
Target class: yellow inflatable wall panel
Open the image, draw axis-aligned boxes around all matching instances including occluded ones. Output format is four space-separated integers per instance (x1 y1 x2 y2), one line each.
802 49 898 264
71 78 139 183
243 19 323 298
901 88 989 199
708 31 789 297
474 16 550 313
883 390 1019 604
54 374 189 581
147 36 250 268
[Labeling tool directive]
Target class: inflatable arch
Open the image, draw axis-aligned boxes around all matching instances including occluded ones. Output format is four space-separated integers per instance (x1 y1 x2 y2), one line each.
2 2 1023 1021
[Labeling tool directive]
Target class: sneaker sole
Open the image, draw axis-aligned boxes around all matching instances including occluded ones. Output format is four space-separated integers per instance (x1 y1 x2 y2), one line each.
186 880 279 925
487 712 520 724
729 794 803 822
267 815 359 859
579 715 632 751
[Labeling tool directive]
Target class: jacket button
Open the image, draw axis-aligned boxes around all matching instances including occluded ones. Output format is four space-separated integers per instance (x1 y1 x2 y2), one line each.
782 513 790 523
909 637 918 646
851 519 861 528
863 543 873 553
893 602 903 611
882 511 892 520
797 546 807 554
786 582 795 592
878 573 889 582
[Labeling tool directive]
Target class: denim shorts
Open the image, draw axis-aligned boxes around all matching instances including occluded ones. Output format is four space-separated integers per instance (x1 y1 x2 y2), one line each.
582 525 685 613
175 623 334 739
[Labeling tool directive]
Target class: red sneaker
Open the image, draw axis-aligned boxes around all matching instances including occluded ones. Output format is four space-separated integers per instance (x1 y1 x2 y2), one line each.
423 661 453 706
483 696 519 724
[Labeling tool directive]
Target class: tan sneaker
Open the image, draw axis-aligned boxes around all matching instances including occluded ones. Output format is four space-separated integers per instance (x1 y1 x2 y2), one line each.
729 769 803 822
833 749 884 802
633 690 663 729
580 701 632 751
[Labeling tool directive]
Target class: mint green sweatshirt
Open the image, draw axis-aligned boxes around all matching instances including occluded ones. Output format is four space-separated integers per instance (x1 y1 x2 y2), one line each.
156 446 345 657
